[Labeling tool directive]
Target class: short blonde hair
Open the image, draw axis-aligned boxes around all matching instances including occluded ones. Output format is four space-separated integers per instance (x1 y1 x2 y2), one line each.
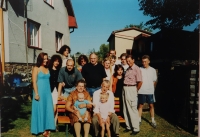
100 92 109 100
102 80 110 86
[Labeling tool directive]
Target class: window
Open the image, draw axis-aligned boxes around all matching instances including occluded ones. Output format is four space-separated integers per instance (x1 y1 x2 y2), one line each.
27 20 40 48
44 0 53 7
55 32 63 51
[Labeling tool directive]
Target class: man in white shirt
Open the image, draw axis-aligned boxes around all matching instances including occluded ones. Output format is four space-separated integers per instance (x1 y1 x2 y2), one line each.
92 80 119 137
138 55 157 128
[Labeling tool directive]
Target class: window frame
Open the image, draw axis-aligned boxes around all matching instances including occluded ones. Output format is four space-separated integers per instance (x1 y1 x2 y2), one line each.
27 19 41 49
44 0 54 8
55 31 63 52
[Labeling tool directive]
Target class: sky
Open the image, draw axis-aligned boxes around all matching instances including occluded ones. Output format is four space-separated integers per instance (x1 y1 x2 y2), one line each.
70 0 199 55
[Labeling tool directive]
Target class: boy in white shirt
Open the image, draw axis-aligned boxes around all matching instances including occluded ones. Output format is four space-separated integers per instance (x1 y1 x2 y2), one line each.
138 55 157 128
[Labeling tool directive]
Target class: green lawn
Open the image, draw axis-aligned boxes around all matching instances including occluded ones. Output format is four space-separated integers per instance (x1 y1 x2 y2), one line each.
1 99 197 137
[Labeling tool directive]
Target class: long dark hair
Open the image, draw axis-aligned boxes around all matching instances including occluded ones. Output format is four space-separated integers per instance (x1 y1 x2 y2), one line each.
48 54 62 70
58 45 71 55
113 64 124 77
36 52 48 68
77 55 89 66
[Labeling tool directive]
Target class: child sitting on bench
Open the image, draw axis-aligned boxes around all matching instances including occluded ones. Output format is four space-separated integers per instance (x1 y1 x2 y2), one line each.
74 92 93 122
94 93 111 137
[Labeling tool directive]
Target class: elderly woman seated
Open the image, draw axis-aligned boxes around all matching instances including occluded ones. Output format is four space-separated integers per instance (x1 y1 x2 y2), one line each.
66 79 92 137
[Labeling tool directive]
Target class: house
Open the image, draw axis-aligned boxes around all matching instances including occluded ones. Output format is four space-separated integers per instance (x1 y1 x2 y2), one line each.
1 0 77 75
107 27 152 58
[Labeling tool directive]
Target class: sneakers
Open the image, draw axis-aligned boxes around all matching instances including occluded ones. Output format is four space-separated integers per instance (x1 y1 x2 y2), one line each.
150 121 157 128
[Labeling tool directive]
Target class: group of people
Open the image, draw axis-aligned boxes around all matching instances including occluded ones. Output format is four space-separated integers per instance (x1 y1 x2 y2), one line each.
31 45 157 137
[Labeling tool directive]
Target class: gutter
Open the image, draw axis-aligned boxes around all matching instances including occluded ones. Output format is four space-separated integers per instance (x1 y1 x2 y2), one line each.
70 28 74 33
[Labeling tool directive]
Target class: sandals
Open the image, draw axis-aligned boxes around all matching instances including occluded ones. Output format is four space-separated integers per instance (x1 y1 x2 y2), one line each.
42 131 50 137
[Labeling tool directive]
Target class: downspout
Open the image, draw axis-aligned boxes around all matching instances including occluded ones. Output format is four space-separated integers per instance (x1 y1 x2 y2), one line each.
70 28 74 33
24 0 29 81
0 4 5 80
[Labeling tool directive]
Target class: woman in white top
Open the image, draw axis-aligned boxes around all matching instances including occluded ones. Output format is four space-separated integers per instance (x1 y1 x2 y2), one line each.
58 45 72 67
109 55 116 74
102 57 112 90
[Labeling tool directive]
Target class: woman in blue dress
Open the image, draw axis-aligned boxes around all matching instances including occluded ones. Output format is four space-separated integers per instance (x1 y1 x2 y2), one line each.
31 52 55 136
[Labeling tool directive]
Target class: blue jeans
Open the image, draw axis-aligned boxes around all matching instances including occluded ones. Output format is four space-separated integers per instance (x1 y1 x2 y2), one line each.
63 87 76 97
86 87 101 97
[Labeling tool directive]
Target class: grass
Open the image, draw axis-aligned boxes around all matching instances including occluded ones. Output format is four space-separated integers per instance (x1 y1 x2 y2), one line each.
1 98 197 137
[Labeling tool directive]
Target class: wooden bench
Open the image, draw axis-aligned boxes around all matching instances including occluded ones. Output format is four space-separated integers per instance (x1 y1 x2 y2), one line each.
57 97 125 136
57 99 70 137
114 97 126 123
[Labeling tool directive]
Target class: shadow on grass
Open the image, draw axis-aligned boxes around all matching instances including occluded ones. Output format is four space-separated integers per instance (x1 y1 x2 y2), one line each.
0 95 31 132
154 73 179 126
154 70 197 136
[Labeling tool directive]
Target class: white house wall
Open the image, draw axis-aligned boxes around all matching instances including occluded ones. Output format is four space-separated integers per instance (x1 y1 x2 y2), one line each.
115 36 134 58
6 0 70 63
114 30 143 58
3 11 9 62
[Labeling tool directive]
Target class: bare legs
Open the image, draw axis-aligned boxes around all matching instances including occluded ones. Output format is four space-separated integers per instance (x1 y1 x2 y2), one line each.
74 122 90 137
138 103 155 122
100 119 111 137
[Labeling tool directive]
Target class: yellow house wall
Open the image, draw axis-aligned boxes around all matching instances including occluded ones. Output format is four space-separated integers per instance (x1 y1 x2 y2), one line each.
114 30 143 58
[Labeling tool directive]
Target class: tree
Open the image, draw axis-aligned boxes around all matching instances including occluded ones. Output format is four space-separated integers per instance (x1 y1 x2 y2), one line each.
87 48 97 54
138 0 199 30
88 44 109 62
125 22 152 32
97 43 109 61
75 52 81 54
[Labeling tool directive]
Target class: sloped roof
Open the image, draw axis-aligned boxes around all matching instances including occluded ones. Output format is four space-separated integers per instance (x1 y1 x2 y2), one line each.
63 0 78 28
134 33 151 40
107 27 152 42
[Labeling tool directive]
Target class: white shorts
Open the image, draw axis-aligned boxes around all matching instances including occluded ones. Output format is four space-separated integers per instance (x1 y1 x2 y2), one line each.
52 87 58 105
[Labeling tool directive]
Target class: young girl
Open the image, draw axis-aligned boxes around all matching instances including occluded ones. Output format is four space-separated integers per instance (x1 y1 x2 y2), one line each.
74 92 92 122
112 64 124 96
94 93 111 137
48 54 62 127
111 64 124 115
77 54 89 72
58 45 71 67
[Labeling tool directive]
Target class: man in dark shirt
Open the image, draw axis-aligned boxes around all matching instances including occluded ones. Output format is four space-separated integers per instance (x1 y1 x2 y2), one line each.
81 53 107 97
57 59 83 98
